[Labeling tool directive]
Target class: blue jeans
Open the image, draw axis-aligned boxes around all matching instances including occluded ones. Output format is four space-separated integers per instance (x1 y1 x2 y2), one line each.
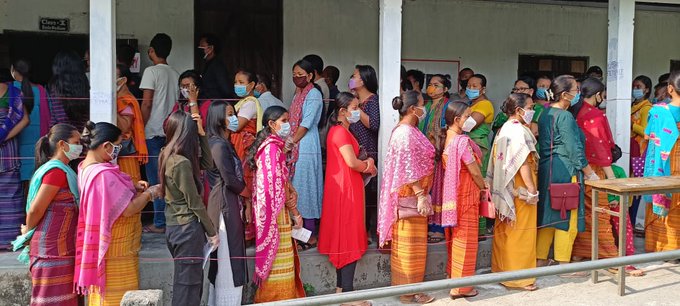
146 136 166 228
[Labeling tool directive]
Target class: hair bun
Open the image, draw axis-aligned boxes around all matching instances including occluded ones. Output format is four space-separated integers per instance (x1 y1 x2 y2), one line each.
392 96 403 111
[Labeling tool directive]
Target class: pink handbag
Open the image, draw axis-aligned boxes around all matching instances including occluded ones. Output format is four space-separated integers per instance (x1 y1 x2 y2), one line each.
397 195 432 219
479 189 496 219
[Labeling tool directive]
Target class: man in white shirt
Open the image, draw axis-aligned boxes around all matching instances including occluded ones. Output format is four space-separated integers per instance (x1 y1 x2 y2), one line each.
255 73 286 110
303 54 330 100
140 33 180 233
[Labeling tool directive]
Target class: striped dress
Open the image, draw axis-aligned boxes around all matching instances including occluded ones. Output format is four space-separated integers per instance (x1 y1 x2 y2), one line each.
391 176 433 286
29 175 79 306
88 214 141 306
0 90 24 250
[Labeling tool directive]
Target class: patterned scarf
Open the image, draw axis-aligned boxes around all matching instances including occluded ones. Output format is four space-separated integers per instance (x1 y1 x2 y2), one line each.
287 83 314 177
486 119 537 221
377 124 434 246
0 83 24 142
74 162 136 295
442 134 482 227
253 135 288 285
117 93 149 163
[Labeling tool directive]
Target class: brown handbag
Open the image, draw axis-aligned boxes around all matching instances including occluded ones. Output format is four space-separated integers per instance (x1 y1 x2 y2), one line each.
548 116 580 220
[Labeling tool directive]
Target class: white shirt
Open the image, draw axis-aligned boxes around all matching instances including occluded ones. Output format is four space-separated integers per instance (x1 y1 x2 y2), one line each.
238 99 257 120
140 64 180 138
258 91 286 111
315 78 330 101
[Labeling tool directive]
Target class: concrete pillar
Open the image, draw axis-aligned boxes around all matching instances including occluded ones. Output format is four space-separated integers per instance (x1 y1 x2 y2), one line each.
377 0 402 184
88 0 117 123
606 0 635 174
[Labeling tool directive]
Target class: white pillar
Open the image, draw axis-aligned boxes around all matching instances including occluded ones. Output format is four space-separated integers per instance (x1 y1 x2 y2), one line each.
377 0 402 177
89 0 116 123
606 0 635 174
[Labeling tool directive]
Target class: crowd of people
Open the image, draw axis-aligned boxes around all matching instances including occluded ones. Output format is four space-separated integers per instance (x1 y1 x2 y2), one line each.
1 30 679 306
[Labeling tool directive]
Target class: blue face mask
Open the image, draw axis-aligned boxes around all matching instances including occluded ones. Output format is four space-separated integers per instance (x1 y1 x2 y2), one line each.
570 92 581 106
277 122 291 138
347 110 361 124
632 89 645 100
466 88 480 100
227 115 239 132
536 88 548 100
253 90 261 98
234 84 248 98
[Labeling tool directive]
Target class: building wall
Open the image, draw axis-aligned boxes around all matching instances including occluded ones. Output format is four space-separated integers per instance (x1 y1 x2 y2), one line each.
0 0 194 73
282 0 680 105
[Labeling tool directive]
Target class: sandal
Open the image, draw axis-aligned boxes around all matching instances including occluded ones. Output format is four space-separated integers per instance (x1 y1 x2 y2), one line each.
143 225 165 234
559 271 589 278
450 289 478 299
608 266 646 277
399 293 435 304
296 242 317 251
427 236 445 244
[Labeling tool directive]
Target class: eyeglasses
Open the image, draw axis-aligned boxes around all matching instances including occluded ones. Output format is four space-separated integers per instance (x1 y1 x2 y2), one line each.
512 87 530 93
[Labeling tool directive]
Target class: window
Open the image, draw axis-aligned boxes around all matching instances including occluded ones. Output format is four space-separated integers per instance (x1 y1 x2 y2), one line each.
518 54 589 79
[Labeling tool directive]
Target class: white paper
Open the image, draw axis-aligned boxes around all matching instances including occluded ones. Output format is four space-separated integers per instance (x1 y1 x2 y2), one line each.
130 52 141 73
202 241 214 269
291 227 312 243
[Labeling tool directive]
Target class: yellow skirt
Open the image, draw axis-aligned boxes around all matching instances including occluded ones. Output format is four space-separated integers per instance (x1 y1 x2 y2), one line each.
391 216 428 285
88 214 141 306
118 156 141 183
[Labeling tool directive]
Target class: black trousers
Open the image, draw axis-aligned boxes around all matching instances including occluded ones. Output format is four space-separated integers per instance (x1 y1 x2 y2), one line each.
336 261 358 292
166 220 206 306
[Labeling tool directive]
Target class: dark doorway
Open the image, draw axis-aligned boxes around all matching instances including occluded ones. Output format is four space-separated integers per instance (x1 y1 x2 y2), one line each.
0 31 138 86
195 0 283 98
518 54 589 80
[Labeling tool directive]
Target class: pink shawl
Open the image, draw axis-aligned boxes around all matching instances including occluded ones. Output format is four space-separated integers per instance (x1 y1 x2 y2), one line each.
287 83 314 177
442 134 482 227
378 124 435 246
74 162 136 295
253 135 288 285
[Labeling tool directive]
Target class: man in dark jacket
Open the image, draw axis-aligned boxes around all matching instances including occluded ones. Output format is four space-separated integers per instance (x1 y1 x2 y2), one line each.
198 33 234 100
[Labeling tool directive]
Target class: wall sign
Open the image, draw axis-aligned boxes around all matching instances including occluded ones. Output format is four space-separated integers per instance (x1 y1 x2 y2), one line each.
39 17 70 32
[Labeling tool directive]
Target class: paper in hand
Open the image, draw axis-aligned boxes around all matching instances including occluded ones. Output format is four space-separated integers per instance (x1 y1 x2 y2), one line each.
202 241 214 269
291 227 312 243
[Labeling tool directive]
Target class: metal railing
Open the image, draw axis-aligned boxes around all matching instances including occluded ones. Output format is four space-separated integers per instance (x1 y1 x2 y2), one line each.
257 249 680 306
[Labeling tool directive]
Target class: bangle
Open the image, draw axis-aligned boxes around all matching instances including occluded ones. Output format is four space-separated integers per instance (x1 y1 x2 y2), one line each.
189 102 197 107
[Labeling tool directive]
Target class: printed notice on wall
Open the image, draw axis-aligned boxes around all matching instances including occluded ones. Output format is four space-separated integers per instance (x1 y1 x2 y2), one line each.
39 17 70 32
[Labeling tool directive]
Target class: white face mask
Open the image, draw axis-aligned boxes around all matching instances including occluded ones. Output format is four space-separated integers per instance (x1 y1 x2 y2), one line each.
416 106 427 122
521 109 535 125
462 116 477 132
180 88 190 99
64 143 83 161
347 110 361 124
116 77 125 92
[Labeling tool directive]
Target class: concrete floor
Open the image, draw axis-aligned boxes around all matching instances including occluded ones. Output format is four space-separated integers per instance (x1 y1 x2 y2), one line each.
369 261 680 306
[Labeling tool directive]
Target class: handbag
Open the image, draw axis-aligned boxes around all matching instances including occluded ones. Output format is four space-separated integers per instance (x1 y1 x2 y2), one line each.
397 195 432 219
631 157 645 178
549 116 580 220
479 189 496 219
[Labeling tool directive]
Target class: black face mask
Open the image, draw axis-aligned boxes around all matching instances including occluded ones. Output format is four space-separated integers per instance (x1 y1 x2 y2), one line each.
460 79 468 90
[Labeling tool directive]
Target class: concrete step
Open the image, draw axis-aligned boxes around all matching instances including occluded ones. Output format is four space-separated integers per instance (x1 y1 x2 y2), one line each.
0 233 492 305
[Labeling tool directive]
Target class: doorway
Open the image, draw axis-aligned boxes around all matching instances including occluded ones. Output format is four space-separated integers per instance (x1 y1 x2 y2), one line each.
195 0 283 98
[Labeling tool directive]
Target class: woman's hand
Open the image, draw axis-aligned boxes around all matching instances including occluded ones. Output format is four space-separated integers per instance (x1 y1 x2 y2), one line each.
188 83 200 102
20 224 28 235
207 234 220 250
417 195 432 216
146 184 161 200
292 214 303 229
244 200 252 225
192 113 206 136
135 180 150 192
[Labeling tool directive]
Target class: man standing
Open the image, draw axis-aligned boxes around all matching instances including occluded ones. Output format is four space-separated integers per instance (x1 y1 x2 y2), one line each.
199 33 234 100
452 67 474 102
140 33 179 233
255 73 286 110
323 65 340 101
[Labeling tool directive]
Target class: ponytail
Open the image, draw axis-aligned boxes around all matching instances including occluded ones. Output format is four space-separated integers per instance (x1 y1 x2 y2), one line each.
34 136 51 170
34 123 79 169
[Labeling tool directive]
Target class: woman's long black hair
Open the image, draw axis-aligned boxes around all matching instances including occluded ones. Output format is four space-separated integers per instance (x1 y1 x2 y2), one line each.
206 100 233 139
49 51 90 126
158 111 202 197
246 106 288 171
12 59 35 113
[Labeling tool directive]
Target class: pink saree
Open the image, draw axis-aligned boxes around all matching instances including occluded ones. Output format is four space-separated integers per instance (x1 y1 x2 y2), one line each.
442 134 482 227
74 162 136 295
253 135 288 284
378 124 435 246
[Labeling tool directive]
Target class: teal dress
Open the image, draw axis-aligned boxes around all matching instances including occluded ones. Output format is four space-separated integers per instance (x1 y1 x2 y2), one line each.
537 107 587 232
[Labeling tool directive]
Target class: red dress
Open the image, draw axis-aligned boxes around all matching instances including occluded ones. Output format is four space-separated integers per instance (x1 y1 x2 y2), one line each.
318 125 367 269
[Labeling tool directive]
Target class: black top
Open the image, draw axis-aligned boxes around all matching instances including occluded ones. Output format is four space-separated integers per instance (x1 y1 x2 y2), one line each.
201 58 234 100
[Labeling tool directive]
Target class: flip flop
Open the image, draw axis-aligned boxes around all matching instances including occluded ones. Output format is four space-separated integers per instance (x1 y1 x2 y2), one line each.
450 289 478 299
609 266 646 277
559 271 589 278
399 293 435 304
502 283 538 291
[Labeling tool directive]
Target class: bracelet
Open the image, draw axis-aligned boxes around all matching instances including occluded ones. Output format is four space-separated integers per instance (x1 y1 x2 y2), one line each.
189 102 197 107
527 190 539 197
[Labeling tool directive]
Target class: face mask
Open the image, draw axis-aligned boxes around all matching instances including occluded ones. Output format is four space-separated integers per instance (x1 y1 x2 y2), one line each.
234 84 248 97
536 88 548 100
462 116 477 133
198 47 209 60
107 143 122 164
416 106 427 122
293 76 309 88
227 115 239 132
460 79 468 90
180 88 190 99
426 85 437 97
348 78 360 90
64 143 83 161
253 90 262 98
466 88 480 100
347 110 361 124
570 92 581 106
116 77 125 92
277 122 291 138
632 89 645 100
521 109 535 125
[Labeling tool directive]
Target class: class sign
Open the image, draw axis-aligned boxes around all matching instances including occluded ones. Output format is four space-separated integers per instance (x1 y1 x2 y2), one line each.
39 17 70 32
